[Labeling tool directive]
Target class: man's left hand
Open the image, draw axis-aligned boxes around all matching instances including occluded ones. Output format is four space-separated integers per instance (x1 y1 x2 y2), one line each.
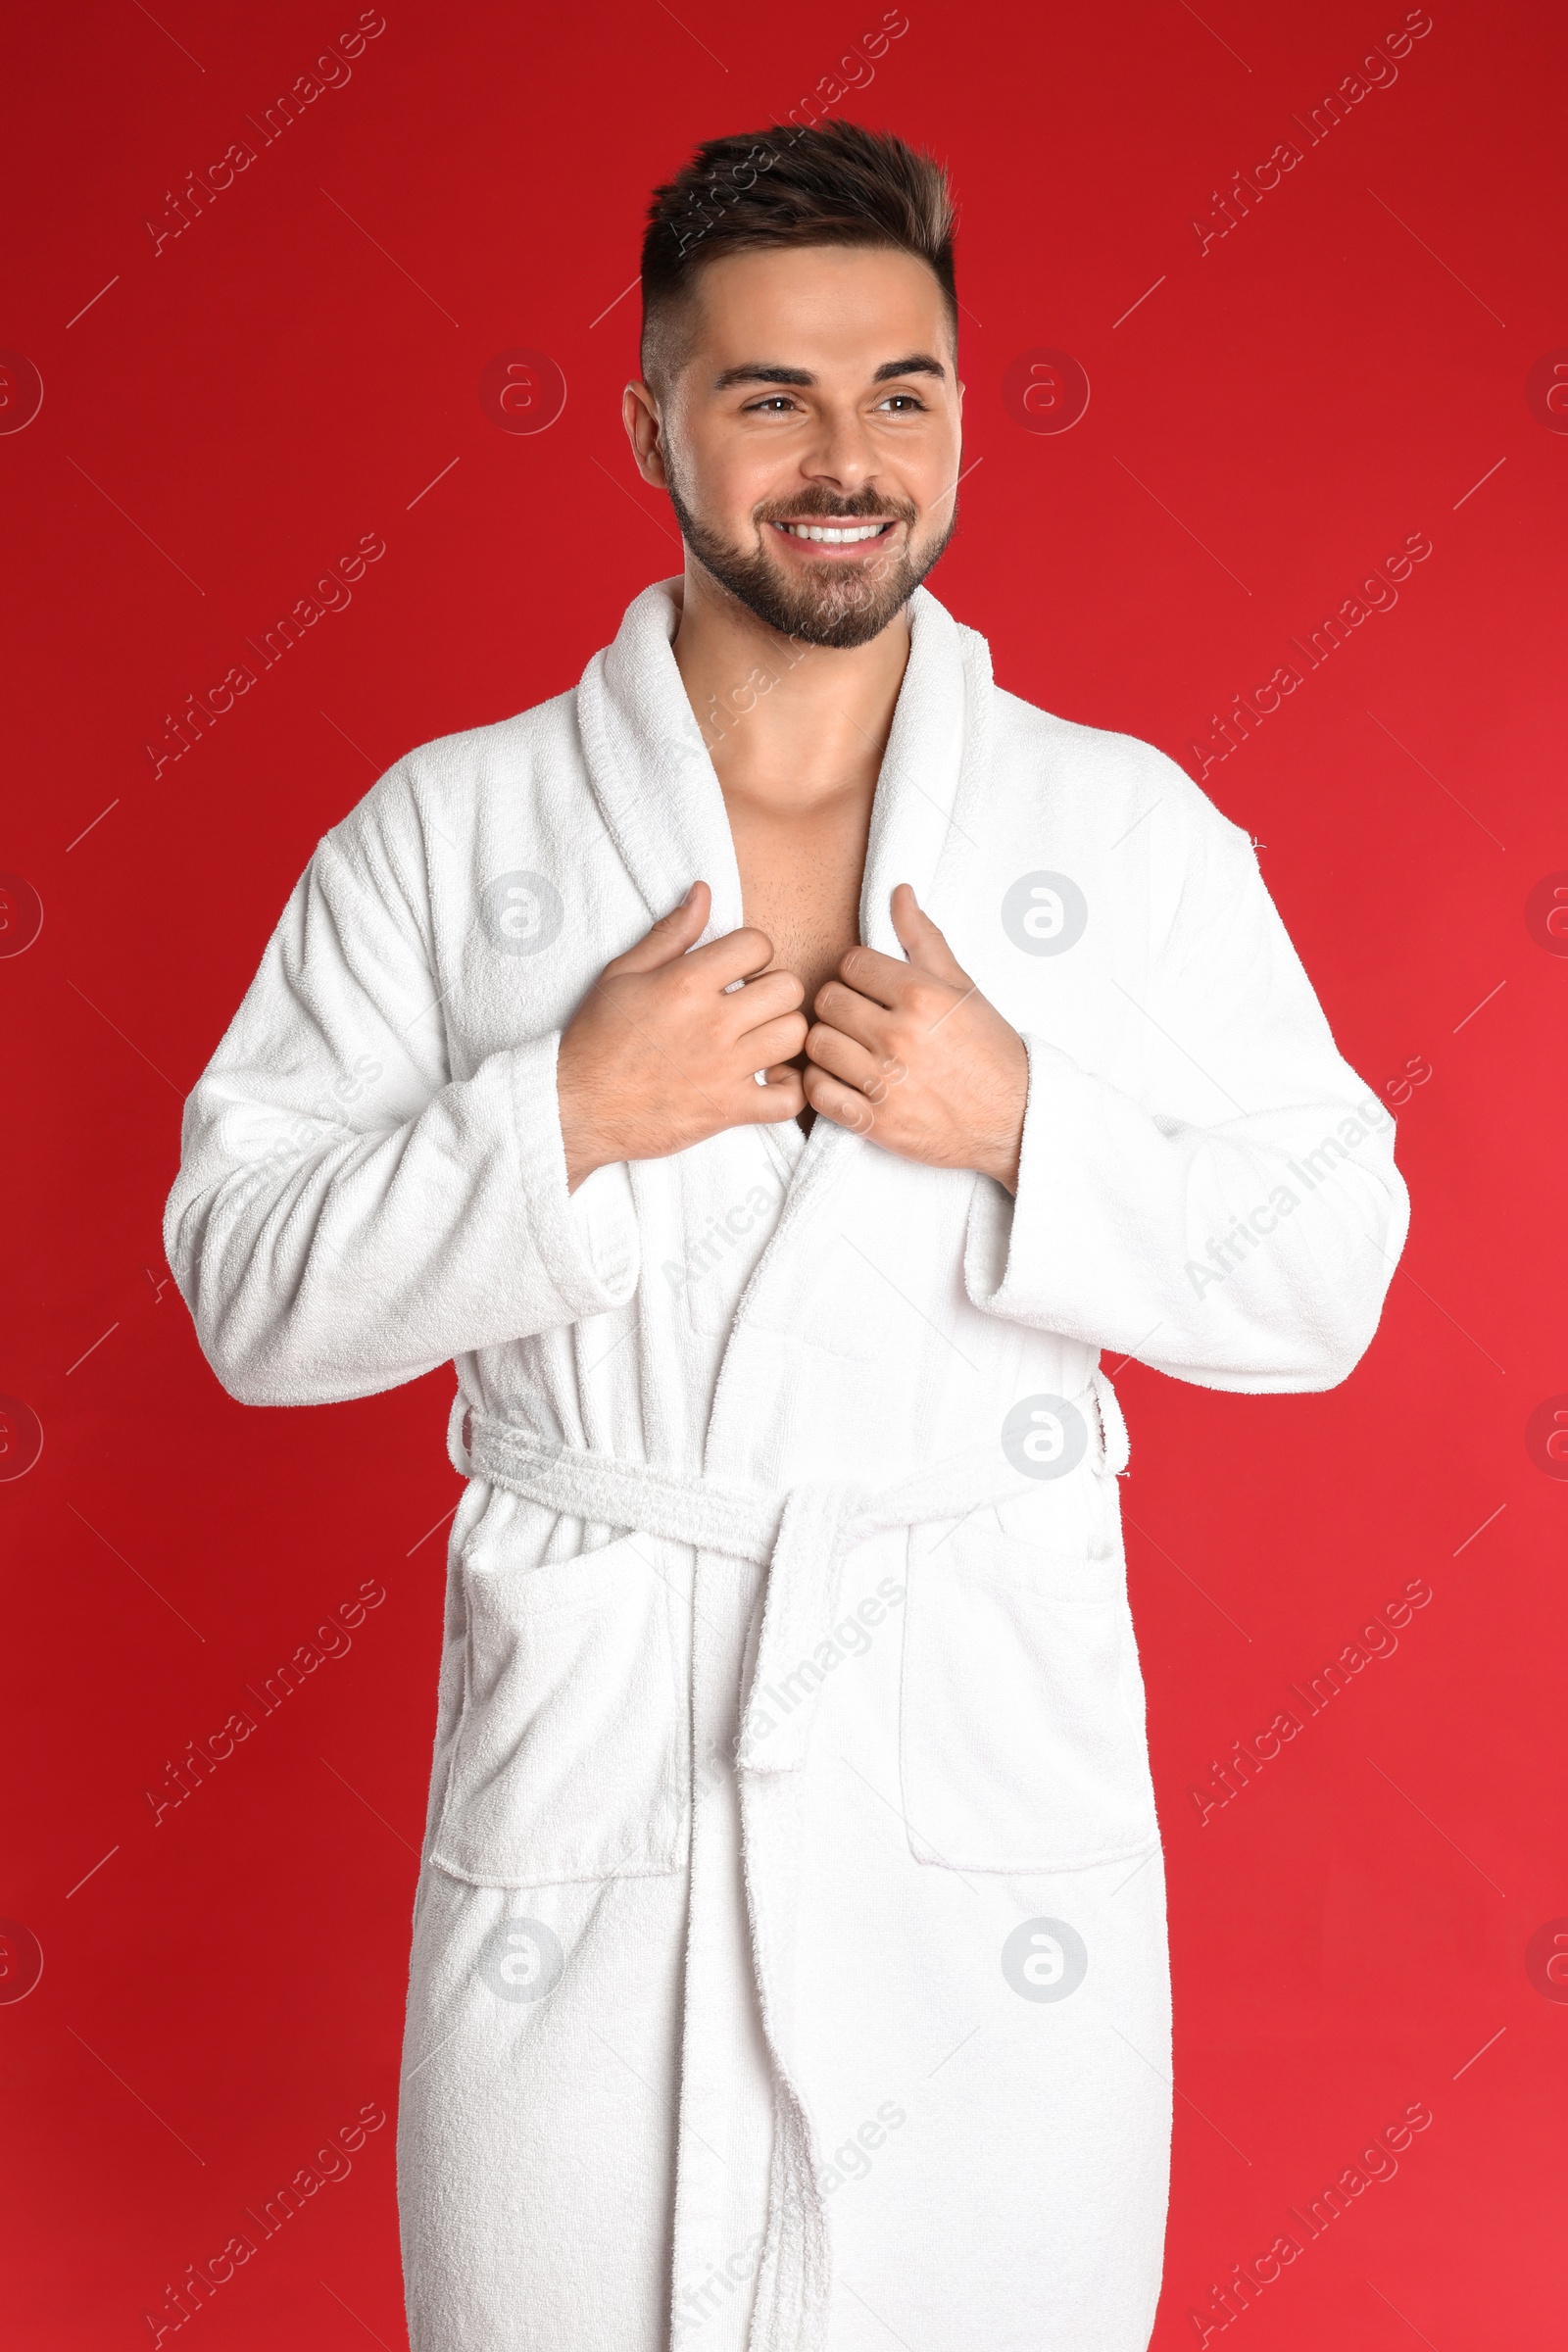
803 885 1029 1193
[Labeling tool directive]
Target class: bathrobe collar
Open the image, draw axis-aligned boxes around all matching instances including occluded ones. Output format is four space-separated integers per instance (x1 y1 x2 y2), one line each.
573 573 993 956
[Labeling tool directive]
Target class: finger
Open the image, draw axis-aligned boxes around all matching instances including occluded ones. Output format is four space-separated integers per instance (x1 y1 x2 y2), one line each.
802 1062 877 1136
751 1069 808 1122
890 884 970 986
727 966 806 1026
835 941 922 1009
805 1022 906 1102
611 881 711 973
735 1011 808 1070
811 979 891 1053
738 1067 808 1109
683 924 781 989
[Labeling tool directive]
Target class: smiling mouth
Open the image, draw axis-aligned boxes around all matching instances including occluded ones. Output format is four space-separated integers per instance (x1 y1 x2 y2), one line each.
768 518 898 547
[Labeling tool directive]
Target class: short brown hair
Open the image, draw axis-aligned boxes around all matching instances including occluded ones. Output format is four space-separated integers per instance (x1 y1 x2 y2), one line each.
639 122 957 393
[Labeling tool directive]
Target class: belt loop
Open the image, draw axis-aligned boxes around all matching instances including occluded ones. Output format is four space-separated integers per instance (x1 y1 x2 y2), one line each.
1090 1366 1130 1477
447 1391 473 1477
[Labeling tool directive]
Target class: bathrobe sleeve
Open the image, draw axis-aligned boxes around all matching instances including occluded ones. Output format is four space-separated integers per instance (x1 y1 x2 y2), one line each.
965 797 1409 1392
164 775 638 1406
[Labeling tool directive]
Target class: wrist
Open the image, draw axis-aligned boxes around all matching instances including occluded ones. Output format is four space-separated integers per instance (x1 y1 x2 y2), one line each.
978 1036 1028 1194
977 1126 1022 1195
560 1108 606 1195
555 1035 605 1195
563 1143 601 1196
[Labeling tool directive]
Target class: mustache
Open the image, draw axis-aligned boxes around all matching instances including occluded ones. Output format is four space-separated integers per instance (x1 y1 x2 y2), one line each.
756 493 915 525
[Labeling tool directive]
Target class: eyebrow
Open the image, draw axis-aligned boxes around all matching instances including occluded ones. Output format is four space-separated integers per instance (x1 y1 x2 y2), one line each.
710 353 948 392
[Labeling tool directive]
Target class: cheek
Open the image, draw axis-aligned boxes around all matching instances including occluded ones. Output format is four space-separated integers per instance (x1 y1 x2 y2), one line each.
679 423 794 527
907 420 964 516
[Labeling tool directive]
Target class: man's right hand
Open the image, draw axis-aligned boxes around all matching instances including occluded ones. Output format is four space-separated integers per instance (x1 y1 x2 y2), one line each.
556 881 807 1191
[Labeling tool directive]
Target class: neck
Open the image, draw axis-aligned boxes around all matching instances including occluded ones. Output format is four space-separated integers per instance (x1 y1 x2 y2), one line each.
670 561 912 817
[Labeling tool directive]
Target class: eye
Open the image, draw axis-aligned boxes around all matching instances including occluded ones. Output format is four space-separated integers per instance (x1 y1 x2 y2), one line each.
877 392 928 413
744 395 801 415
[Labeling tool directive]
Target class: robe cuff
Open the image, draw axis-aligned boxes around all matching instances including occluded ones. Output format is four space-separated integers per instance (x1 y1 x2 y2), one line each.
566 1161 640 1300
511 1031 640 1316
963 1030 1099 1326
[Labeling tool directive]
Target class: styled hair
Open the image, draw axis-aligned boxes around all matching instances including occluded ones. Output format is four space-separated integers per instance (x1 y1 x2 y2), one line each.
639 121 957 393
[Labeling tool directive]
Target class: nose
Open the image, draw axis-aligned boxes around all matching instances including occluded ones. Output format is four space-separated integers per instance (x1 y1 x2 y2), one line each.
795 402 885 501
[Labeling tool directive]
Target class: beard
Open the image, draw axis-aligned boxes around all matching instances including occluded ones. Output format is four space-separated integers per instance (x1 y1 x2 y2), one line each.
664 473 957 650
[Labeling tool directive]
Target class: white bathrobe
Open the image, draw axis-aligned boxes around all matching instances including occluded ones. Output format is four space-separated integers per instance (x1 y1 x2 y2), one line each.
165 576 1408 2352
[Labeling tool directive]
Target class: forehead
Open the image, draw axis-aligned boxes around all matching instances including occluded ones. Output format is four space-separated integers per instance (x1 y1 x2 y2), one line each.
681 243 954 377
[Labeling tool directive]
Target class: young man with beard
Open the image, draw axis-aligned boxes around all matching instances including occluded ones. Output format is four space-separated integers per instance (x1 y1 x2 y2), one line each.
167 121 1408 2352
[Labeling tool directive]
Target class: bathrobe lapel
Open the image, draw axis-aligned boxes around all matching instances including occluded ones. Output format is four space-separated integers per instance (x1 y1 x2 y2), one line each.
574 575 748 942
574 570 993 965
706 581 997 1438
573 574 996 1381
575 570 998 1468
857 575 989 956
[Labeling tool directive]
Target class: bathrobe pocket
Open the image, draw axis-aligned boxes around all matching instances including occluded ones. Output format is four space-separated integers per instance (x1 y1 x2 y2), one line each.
429 1531 692 1888
899 1505 1159 1874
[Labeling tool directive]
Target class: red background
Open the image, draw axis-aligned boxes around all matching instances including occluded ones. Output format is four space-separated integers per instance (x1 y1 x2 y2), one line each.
2 0 1564 2342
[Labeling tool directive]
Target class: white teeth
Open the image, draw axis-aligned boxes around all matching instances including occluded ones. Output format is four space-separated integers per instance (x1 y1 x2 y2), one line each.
780 521 888 543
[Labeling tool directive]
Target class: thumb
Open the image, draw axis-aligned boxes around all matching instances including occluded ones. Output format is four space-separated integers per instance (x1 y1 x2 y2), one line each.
614 880 711 973
890 884 969 986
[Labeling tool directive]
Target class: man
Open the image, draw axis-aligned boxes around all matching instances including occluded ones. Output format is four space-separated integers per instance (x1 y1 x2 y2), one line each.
166 122 1408 2352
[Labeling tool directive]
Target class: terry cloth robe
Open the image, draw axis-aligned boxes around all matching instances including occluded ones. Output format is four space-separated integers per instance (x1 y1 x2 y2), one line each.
165 576 1409 2352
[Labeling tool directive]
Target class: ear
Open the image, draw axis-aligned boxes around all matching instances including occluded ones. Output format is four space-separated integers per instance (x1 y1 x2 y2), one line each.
622 381 666 488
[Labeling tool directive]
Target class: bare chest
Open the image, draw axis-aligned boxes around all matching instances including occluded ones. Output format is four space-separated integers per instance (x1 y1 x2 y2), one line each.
745 865 859 1016
730 808 864 1008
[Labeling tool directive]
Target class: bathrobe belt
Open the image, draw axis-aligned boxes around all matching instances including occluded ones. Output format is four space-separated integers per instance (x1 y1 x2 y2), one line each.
449 1371 1129 2350
452 1369 1129 1779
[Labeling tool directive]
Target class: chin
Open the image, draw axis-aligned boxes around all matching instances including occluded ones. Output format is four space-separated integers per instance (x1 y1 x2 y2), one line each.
776 576 920 649
755 534 951 647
